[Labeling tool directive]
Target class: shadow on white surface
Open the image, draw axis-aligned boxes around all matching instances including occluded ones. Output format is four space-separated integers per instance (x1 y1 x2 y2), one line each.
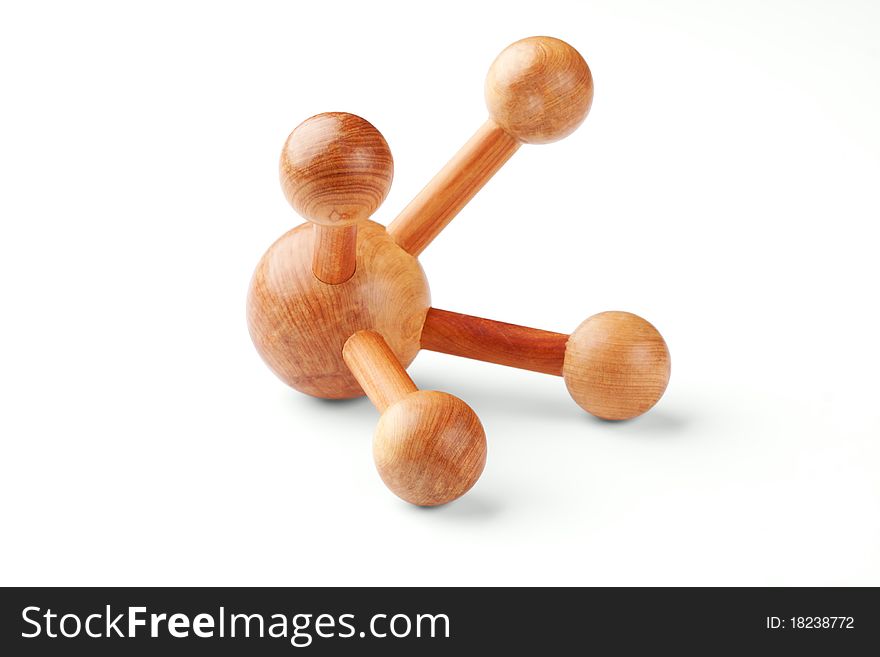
405 490 507 522
288 378 696 440
415 366 696 439
309 395 372 409
584 407 692 436
414 374 575 417
295 393 376 426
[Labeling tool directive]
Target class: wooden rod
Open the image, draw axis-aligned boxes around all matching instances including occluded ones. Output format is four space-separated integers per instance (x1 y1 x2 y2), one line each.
420 308 568 376
312 224 357 284
387 120 520 257
343 330 419 412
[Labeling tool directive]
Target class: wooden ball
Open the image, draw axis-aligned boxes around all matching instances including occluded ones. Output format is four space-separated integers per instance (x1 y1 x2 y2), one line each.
485 36 593 144
563 312 670 421
279 112 393 226
247 221 429 398
374 391 487 506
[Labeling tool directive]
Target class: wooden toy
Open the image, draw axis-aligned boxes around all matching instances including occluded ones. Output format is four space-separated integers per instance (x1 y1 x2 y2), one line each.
247 36 671 507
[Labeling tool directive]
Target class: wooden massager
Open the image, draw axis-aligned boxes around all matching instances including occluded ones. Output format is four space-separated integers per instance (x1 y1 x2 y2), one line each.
247 36 671 507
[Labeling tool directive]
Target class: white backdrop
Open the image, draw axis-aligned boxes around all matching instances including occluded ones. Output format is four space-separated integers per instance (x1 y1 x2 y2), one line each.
2 0 878 586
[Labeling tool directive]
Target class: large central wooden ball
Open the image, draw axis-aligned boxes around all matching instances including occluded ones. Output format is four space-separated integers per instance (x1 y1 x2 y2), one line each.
247 220 429 398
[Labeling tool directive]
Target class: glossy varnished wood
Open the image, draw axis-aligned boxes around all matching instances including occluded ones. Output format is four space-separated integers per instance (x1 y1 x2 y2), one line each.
248 36 672 508
420 308 568 376
247 220 429 398
342 330 418 412
312 224 357 284
563 312 671 420
344 330 487 506
387 36 592 256
485 36 593 144
280 112 393 284
387 121 520 256
280 112 393 225
374 390 487 507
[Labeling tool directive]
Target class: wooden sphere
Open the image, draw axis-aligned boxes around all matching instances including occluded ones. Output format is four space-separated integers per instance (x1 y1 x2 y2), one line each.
374 391 487 506
279 112 393 226
563 312 670 420
247 221 429 398
485 36 593 144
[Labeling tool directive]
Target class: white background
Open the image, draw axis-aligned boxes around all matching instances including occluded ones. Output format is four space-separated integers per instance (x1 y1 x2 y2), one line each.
2 0 878 586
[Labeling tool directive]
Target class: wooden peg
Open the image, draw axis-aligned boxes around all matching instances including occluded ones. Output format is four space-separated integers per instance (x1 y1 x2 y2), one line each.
420 308 670 421
311 223 358 285
280 112 393 283
388 36 593 256
341 328 418 411
421 308 568 375
343 330 487 506
386 121 520 257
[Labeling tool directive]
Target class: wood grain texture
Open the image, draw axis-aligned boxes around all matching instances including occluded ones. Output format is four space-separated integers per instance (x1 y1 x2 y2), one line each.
485 36 593 144
420 308 568 376
563 311 670 420
246 37 670 509
280 112 393 226
387 120 519 256
343 330 487 506
342 330 418 412
386 37 591 257
312 224 357 284
280 112 393 285
374 390 487 506
247 220 429 399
